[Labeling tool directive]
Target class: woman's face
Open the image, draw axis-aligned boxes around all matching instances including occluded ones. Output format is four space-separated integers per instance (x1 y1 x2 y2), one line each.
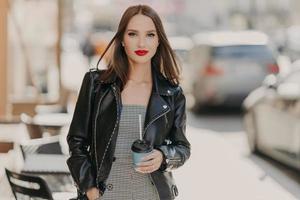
123 14 159 66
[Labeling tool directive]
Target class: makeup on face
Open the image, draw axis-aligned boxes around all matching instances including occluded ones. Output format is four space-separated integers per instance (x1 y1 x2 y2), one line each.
134 50 149 56
123 14 159 64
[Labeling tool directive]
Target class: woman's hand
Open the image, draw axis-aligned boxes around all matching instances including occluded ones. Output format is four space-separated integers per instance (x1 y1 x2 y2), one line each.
135 149 163 173
86 187 101 200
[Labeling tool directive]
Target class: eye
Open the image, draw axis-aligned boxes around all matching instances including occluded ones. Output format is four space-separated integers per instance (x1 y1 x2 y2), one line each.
147 33 156 37
128 32 137 37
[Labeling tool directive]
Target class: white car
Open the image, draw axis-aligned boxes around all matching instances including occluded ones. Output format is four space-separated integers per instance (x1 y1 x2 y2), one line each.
189 31 279 111
243 61 300 171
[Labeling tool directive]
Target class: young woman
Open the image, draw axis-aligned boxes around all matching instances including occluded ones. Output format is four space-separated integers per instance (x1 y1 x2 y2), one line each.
67 5 191 200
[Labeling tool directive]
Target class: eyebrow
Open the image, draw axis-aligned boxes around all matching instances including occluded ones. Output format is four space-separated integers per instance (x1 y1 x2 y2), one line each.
126 29 157 32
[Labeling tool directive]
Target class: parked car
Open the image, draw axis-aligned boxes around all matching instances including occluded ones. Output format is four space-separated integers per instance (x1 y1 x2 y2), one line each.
168 36 194 94
285 25 300 61
189 31 279 111
243 61 300 171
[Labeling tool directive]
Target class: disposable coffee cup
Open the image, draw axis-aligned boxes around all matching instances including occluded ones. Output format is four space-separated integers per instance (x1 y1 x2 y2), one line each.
131 139 153 168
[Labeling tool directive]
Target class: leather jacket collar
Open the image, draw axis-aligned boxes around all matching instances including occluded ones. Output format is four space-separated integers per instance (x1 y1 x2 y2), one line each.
94 66 179 148
98 66 178 96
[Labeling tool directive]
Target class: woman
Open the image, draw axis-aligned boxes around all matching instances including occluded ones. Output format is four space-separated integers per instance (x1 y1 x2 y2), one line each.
67 5 191 200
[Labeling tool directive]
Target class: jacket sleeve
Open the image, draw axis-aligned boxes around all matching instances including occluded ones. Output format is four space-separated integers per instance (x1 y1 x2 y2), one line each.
158 86 191 171
66 72 97 193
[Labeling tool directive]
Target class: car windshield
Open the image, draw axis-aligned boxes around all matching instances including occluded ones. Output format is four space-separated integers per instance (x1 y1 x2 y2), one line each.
212 45 275 61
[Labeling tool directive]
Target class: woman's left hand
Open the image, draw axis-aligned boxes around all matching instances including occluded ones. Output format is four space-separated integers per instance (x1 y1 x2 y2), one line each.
135 149 163 173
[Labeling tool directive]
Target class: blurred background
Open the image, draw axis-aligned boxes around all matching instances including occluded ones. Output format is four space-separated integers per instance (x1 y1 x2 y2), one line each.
1 0 300 199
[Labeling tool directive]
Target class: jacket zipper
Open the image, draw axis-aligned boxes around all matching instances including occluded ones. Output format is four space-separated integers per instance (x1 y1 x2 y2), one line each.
143 107 170 136
95 84 120 187
93 88 109 188
143 107 170 197
94 83 171 194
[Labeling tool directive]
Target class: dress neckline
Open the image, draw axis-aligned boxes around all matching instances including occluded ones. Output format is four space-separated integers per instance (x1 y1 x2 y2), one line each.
122 104 147 108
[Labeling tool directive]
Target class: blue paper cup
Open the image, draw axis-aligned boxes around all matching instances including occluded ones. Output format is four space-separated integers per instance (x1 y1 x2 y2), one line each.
132 151 153 168
131 139 153 169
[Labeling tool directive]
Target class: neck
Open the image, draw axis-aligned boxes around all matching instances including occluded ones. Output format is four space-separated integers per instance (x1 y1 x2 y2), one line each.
128 62 152 83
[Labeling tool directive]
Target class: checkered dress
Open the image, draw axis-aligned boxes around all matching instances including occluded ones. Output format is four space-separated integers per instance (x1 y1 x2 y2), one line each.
101 105 160 200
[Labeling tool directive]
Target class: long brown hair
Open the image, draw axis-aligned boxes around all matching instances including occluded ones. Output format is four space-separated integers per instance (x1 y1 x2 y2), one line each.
97 5 181 86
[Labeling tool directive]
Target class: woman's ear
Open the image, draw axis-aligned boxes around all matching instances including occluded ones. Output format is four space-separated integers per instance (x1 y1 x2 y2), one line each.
121 42 125 47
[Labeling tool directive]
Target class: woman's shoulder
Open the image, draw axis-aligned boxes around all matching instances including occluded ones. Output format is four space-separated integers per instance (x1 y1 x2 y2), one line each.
79 68 108 88
156 72 183 96
87 68 108 82
89 68 107 75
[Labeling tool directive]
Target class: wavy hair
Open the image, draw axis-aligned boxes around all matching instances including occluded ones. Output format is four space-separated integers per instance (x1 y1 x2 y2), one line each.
97 4 181 86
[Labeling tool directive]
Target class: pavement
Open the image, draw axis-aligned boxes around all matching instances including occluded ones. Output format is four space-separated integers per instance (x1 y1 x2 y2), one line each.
0 124 298 200
174 126 298 200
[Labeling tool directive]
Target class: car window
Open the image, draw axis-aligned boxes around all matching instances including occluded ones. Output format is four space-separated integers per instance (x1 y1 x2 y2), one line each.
212 45 275 61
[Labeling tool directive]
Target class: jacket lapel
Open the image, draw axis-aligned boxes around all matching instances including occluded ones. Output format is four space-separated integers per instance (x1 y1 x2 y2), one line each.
103 67 174 144
143 69 171 144
144 92 169 130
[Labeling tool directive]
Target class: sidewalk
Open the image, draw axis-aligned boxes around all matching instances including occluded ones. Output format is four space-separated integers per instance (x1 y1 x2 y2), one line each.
0 124 298 200
174 126 298 200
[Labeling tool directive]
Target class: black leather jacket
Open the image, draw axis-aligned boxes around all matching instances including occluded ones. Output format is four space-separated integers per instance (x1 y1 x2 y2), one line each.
67 68 191 200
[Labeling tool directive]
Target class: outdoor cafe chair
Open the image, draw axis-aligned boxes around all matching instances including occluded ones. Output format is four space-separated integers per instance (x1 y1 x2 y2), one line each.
19 135 63 160
5 168 54 199
20 113 43 139
21 112 70 137
5 168 76 200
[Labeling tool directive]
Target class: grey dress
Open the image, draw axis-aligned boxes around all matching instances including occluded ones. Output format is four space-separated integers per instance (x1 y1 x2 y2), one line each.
101 105 160 200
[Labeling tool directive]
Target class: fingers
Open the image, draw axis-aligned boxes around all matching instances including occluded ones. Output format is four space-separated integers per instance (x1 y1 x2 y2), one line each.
142 149 161 161
135 158 159 173
135 149 163 173
138 150 162 167
135 164 158 173
137 159 155 167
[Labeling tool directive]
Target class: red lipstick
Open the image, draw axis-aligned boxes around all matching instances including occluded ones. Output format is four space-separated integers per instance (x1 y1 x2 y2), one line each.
134 50 148 56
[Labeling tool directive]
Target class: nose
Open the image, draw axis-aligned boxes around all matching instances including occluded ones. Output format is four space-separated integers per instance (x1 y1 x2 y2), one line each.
137 36 146 48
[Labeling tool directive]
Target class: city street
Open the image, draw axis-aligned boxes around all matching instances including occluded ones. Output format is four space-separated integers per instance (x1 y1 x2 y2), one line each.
174 109 300 200
1 1 300 199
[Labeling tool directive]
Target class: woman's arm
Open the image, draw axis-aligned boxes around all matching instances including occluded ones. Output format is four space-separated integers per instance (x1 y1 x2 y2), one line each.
133 86 191 174
66 72 98 194
158 86 191 171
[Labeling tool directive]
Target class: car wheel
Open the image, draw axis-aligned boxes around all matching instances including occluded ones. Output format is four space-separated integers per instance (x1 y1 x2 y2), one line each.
243 111 258 153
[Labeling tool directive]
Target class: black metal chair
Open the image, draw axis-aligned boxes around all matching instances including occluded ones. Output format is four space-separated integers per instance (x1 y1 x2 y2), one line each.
6 168 77 200
5 168 54 200
19 136 63 160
